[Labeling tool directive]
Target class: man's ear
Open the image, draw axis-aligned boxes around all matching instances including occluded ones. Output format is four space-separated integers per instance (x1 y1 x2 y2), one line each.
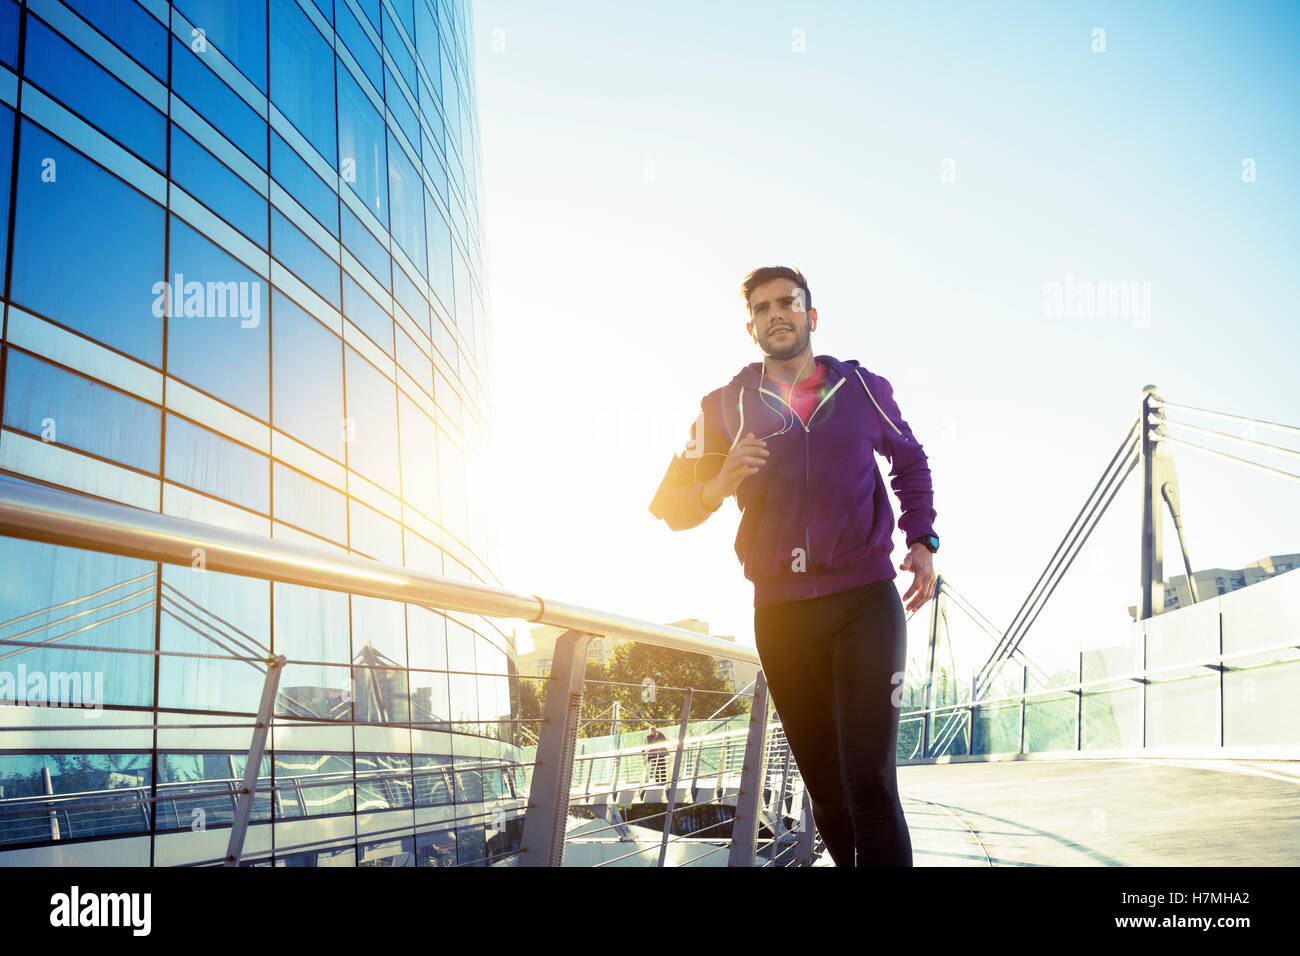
809 308 817 331
746 321 757 343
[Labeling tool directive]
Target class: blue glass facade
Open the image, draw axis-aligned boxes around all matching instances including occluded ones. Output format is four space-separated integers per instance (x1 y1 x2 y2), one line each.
0 0 516 866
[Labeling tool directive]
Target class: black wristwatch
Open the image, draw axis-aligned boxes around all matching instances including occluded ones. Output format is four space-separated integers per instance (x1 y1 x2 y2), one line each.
908 534 939 554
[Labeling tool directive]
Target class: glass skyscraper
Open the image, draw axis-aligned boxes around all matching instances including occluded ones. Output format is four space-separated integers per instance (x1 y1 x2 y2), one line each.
0 0 518 866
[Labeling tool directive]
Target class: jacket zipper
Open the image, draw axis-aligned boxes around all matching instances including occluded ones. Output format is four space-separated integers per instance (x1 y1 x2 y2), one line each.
756 376 846 598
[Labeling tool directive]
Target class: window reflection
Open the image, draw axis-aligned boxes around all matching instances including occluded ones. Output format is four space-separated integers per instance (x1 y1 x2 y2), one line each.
274 752 353 817
356 753 412 810
158 564 270 714
156 752 272 831
415 826 456 866
0 537 155 709
0 753 152 846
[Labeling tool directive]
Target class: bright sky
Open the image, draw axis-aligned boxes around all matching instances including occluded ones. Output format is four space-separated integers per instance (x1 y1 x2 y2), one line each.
468 0 1300 679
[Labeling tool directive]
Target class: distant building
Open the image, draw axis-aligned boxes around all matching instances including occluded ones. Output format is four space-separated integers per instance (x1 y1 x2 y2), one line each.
1128 553 1299 620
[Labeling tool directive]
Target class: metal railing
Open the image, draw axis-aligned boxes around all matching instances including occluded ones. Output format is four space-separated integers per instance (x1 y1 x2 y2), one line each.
0 476 809 866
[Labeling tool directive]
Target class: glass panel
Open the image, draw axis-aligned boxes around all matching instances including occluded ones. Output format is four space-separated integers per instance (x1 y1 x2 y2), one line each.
426 199 453 314
1024 694 1074 753
273 582 350 665
341 203 390 291
62 0 167 80
1145 598 1218 670
0 0 19 69
165 216 270 420
341 271 393 355
156 752 271 831
277 662 352 719
336 66 387 225
272 462 346 543
1081 686 1141 749
171 124 268 248
23 18 166 169
384 66 420 152
0 753 152 846
0 537 156 709
405 604 446 672
413 0 439 94
348 498 402 564
456 822 486 866
269 0 336 164
335 0 381 90
271 208 340 309
270 288 345 461
164 413 270 512
276 845 356 866
929 710 968 757
393 263 429 336
10 120 165 366
158 564 271 713
351 594 406 667
359 836 414 866
0 104 10 266
415 826 456 865
271 131 338 235
1146 674 1218 747
397 393 437 520
395 325 431 394
343 346 399 490
171 36 267 169
353 0 380 30
1224 660 1300 747
173 0 268 93
274 752 353 817
356 753 411 810
352 664 409 723
3 349 161 473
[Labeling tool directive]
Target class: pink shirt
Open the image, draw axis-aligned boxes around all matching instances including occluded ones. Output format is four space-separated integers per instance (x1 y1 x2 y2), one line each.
770 360 828 426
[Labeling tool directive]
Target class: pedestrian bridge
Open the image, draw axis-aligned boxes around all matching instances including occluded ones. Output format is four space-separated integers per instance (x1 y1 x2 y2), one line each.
0 384 1295 866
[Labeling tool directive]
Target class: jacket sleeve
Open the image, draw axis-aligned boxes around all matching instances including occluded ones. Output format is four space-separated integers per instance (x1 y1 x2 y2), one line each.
648 394 729 531
871 373 938 544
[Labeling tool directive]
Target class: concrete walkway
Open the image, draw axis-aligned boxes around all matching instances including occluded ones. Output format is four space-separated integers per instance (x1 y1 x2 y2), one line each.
889 757 1300 867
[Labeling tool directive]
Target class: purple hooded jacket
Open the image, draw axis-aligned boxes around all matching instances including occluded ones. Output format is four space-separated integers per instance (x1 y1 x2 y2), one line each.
648 354 937 608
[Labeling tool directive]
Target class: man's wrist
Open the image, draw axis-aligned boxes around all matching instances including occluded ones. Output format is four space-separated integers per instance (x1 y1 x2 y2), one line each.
699 481 723 513
908 533 939 553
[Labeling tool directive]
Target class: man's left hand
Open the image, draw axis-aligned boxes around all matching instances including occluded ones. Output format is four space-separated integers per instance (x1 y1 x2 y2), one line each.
899 543 936 612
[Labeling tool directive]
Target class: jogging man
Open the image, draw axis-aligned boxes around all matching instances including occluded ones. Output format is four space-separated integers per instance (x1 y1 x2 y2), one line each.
647 265 939 867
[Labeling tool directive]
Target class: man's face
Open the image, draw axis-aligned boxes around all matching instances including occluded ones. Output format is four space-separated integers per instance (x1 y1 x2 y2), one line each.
746 278 816 361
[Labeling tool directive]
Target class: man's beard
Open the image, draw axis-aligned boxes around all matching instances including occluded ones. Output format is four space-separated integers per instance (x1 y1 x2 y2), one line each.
759 321 811 361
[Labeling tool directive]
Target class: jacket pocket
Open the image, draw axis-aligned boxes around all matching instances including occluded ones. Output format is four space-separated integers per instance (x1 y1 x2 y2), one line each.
808 484 872 572
741 481 807 580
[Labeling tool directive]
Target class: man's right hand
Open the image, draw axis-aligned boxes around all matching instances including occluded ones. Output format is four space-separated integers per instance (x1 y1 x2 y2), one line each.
702 433 768 510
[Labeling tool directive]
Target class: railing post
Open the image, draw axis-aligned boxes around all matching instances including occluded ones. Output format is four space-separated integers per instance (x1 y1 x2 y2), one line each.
795 788 815 866
518 629 592 867
656 688 693 867
224 654 284 866
775 736 793 852
1076 651 1084 751
968 671 977 755
1216 606 1225 748
922 574 942 758
1139 619 1148 750
728 671 770 867
1018 663 1027 755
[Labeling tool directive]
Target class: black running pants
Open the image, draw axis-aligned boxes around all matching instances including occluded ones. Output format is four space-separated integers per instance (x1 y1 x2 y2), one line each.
753 578 913 867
